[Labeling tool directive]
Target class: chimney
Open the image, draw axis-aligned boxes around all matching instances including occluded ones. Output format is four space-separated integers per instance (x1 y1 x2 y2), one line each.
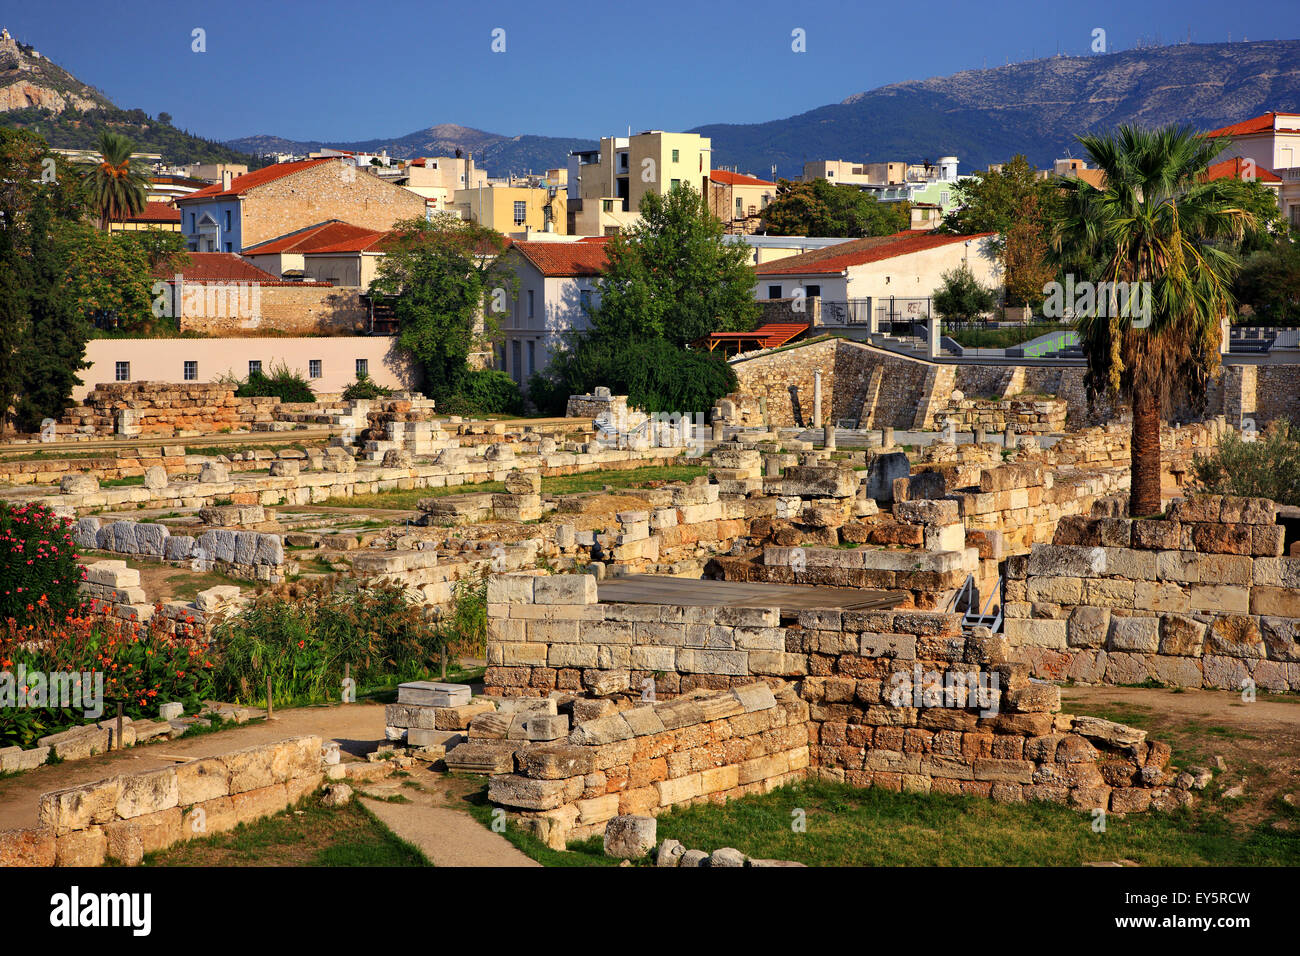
221 169 234 191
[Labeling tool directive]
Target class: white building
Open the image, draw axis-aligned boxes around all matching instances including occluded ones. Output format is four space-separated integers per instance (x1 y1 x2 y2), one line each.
499 239 610 386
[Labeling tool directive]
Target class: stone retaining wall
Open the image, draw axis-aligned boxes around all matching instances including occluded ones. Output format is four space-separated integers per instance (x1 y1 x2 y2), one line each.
1005 494 1300 691
490 683 809 844
483 573 1188 816
0 735 323 866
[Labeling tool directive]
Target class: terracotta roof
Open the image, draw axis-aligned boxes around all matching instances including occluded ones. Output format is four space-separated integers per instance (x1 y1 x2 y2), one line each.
1205 112 1300 138
152 253 280 283
512 240 609 277
176 158 335 201
1204 157 1282 184
754 231 997 276
244 220 386 255
710 170 777 187
116 202 181 223
706 322 809 348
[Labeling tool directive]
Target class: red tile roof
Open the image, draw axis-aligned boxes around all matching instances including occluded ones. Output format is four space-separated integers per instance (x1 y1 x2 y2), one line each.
754 231 997 276
512 240 610 277
710 170 777 187
176 158 336 201
152 253 280 283
243 220 386 256
1204 157 1282 184
1205 112 1300 138
116 202 181 223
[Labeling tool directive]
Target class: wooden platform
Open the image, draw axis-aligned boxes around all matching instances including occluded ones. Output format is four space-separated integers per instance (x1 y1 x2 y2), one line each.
597 574 903 611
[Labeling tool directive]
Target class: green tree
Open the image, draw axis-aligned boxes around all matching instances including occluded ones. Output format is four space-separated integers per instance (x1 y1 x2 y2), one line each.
528 186 745 416
760 178 909 238
0 130 90 433
14 190 89 432
55 223 158 333
368 214 512 403
933 263 998 325
1050 124 1253 517
593 185 759 346
82 130 148 229
1233 238 1300 324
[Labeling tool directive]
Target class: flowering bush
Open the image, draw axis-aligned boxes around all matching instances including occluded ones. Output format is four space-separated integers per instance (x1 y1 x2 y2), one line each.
0 502 84 628
0 602 215 749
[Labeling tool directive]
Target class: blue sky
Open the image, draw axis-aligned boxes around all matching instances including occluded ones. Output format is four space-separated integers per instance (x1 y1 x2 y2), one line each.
6 0 1299 144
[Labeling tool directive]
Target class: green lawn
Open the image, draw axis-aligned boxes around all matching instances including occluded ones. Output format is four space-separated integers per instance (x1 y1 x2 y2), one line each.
142 792 431 867
469 777 1300 867
318 464 709 511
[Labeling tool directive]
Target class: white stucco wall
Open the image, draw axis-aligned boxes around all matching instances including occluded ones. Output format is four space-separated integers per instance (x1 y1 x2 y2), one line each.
76 336 419 400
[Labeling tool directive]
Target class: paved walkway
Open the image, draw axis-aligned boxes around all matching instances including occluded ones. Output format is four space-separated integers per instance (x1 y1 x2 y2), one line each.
0 701 390 832
356 775 538 868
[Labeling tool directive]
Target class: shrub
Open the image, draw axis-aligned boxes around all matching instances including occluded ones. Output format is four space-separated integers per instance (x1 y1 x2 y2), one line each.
438 368 524 416
0 604 214 749
0 502 82 627
341 372 391 401
210 578 441 705
233 362 315 403
530 336 736 417
1191 419 1300 506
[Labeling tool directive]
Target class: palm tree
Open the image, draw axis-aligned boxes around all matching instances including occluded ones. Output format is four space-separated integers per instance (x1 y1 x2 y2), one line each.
83 131 147 229
1050 125 1254 517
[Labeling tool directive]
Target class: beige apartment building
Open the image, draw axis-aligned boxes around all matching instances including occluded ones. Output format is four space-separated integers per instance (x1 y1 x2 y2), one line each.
566 131 710 235
802 159 908 186
452 184 565 237
402 155 489 210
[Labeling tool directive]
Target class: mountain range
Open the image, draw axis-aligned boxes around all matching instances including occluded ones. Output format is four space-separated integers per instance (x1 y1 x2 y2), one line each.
3 30 1298 179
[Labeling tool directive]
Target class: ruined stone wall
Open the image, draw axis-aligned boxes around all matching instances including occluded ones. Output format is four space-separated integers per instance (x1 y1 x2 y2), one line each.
1005 495 1300 692
57 382 350 440
487 683 810 842
0 736 323 866
936 398 1067 435
74 517 287 584
482 573 1187 814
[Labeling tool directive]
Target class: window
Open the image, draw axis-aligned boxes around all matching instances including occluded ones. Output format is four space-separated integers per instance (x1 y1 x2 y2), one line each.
580 290 593 313
513 200 527 225
225 210 231 231
671 149 679 163
115 361 130 382
248 360 262 376
511 340 522 384
183 360 198 381
527 289 535 319
527 341 535 376
768 285 783 300
309 360 322 379
189 213 195 231
602 199 614 213
224 242 232 252
671 179 680 190
805 285 821 298
356 358 368 377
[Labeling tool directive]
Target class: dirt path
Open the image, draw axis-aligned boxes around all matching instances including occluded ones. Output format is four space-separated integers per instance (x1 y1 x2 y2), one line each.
0 701 389 832
359 769 539 868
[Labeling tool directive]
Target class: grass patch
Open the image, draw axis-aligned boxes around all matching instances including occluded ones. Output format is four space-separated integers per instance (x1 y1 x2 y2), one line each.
317 464 710 511
142 792 431 866
476 777 1300 867
100 475 146 487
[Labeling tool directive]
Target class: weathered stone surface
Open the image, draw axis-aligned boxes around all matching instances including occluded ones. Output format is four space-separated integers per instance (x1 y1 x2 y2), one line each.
603 814 657 859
